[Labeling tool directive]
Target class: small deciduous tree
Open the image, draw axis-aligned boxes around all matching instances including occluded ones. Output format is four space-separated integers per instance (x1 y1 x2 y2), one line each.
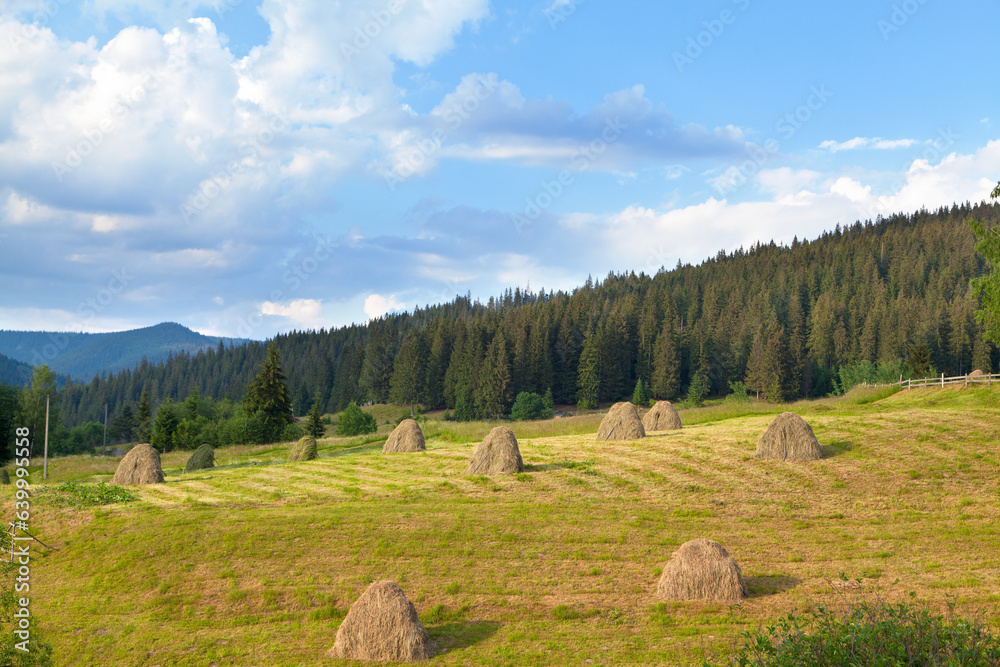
336 402 377 436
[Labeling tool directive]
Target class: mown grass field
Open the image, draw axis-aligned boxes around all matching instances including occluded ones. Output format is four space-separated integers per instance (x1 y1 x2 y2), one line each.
8 386 1000 666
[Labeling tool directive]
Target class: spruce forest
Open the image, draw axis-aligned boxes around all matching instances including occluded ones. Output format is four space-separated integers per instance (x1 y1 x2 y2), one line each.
54 202 1000 430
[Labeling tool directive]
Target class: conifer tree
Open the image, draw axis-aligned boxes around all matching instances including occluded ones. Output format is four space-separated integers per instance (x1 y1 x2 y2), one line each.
243 343 294 441
632 378 649 406
970 185 1000 345
651 321 680 399
576 334 600 409
389 332 427 416
136 388 152 442
306 400 325 438
476 332 512 419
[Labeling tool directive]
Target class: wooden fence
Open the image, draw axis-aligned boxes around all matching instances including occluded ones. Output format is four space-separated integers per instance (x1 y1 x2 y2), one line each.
858 372 1000 390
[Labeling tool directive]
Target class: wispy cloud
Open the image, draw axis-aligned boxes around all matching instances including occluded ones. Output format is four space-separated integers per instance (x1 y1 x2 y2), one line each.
819 137 917 152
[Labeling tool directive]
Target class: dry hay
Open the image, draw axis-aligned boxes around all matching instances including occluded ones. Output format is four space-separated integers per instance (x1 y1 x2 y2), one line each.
111 443 165 486
754 412 822 461
642 400 682 432
184 444 215 472
328 580 435 662
969 369 984 377
383 419 426 454
288 435 318 462
596 402 645 441
656 538 748 603
464 426 523 475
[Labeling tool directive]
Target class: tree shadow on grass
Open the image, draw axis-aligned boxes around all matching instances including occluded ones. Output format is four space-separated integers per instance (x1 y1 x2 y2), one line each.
427 621 502 653
820 440 854 458
745 575 802 598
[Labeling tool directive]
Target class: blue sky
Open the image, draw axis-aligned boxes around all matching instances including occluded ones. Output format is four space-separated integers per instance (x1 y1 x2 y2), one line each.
0 0 998 338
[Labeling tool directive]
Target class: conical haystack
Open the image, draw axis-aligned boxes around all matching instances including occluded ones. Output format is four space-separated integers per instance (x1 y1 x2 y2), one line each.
328 580 435 662
754 412 822 461
288 435 318 462
383 419 426 454
642 401 682 432
656 538 747 603
111 443 165 486
597 402 645 441
184 444 215 472
464 426 523 475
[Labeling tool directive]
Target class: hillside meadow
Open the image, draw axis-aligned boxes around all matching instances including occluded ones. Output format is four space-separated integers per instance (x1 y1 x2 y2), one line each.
7 386 1000 665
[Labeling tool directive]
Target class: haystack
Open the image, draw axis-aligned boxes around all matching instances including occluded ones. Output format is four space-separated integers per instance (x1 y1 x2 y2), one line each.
111 443 165 486
642 400 682 431
288 435 318 462
184 444 215 472
597 402 645 441
328 580 435 662
656 538 747 603
383 419 426 454
969 369 984 377
754 412 822 461
464 426 523 475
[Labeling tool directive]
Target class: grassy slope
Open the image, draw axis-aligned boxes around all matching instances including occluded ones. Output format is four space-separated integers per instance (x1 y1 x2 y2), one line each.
10 386 1000 666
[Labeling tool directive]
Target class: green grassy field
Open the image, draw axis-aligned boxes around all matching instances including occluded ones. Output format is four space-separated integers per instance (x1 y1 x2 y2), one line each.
8 386 1000 665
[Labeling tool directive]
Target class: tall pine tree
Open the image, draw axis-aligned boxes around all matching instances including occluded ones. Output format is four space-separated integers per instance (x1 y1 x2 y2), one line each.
243 343 294 440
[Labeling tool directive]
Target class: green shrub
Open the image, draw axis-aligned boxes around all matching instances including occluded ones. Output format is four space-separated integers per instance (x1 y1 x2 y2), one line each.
336 403 377 436
0 470 8 485
52 482 137 508
725 381 751 404
279 421 305 442
719 588 1000 667
510 392 554 421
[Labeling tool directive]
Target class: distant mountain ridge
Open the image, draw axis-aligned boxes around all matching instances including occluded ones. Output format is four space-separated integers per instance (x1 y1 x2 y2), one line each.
0 322 249 380
0 352 33 387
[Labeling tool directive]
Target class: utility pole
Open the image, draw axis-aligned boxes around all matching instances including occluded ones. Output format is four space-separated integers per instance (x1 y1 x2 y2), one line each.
102 403 108 457
43 394 50 480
